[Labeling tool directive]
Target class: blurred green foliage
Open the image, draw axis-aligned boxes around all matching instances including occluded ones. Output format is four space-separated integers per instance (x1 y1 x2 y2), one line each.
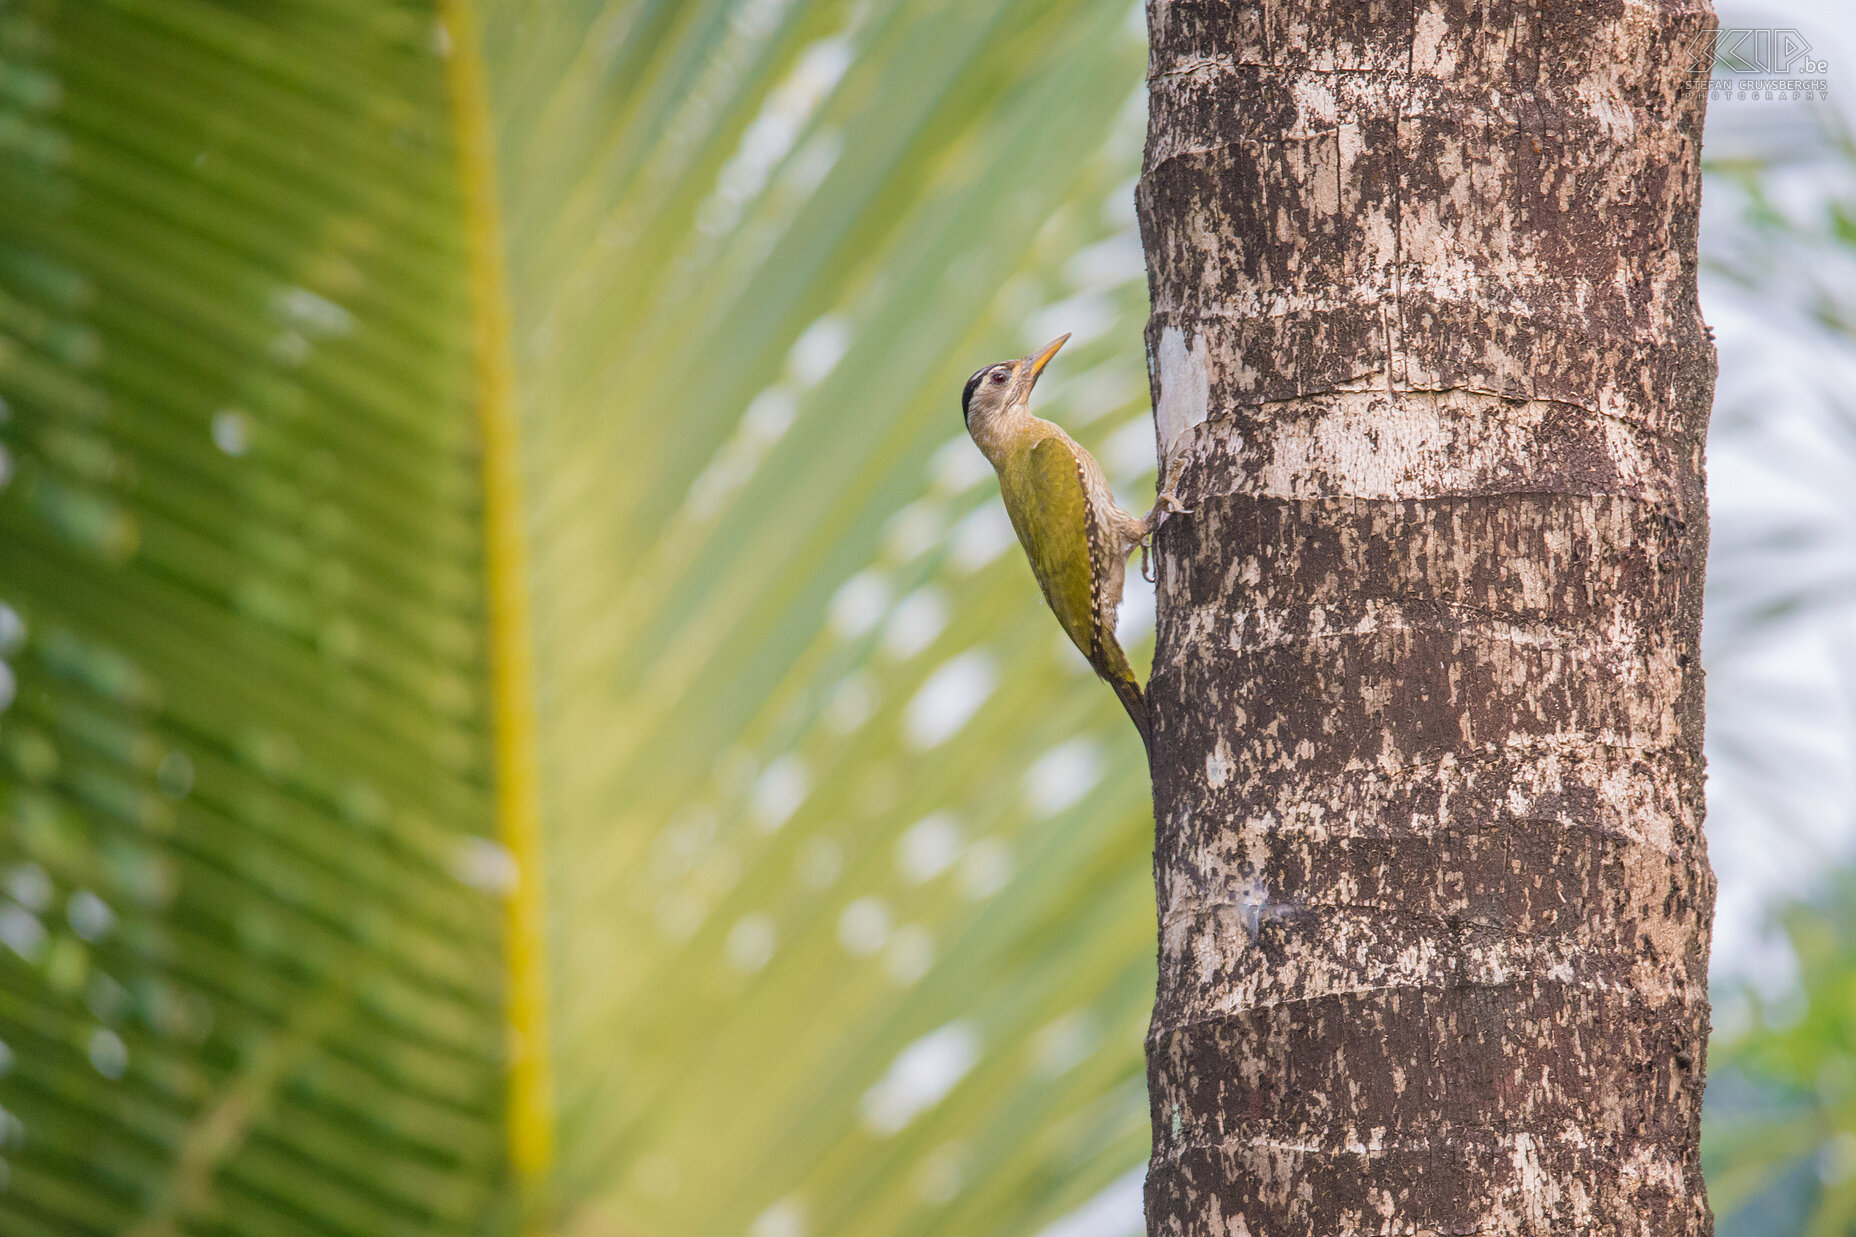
1698 103 1856 1237
1706 874 1856 1236
0 0 1164 1233
0 1 510 1234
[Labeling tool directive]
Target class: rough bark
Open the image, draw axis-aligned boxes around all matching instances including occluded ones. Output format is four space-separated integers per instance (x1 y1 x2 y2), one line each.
1136 3 1717 1234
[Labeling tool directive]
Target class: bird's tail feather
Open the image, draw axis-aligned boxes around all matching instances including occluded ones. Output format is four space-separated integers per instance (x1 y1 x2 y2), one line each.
1092 634 1152 763
1108 673 1152 763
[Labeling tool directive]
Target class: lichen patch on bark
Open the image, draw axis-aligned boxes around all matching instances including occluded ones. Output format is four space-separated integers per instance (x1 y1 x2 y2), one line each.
1157 323 1217 462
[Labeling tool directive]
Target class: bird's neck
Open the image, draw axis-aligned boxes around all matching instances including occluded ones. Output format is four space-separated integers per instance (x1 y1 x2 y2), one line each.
967 404 1042 467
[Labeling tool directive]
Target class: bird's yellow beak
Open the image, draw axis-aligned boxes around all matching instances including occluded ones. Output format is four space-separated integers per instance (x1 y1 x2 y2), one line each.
1025 333 1070 383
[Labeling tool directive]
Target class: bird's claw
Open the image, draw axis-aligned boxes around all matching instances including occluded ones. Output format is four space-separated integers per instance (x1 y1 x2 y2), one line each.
1140 486 1190 584
1143 488 1193 534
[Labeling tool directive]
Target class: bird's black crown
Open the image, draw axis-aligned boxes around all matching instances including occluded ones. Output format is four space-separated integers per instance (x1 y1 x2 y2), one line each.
961 367 986 424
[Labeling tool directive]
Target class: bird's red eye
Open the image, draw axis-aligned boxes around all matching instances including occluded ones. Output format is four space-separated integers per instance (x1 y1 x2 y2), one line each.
991 370 1008 384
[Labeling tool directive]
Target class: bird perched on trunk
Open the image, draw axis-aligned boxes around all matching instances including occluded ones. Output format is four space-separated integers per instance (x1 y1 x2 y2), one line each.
961 334 1186 758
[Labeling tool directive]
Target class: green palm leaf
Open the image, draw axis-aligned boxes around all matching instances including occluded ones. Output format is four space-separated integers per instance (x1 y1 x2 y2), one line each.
0 0 1164 1233
0 3 509 1235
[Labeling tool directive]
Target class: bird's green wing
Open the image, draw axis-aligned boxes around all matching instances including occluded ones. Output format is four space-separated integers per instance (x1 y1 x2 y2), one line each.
1003 435 1098 659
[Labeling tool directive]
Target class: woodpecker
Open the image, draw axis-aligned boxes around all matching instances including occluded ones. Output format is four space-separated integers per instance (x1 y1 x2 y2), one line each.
961 334 1186 757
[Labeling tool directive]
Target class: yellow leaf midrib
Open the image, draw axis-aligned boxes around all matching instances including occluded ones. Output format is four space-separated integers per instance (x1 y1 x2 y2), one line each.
438 0 555 1199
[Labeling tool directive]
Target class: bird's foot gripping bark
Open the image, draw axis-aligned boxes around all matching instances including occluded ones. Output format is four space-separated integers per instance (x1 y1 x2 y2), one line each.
1139 487 1192 582
1142 458 1193 532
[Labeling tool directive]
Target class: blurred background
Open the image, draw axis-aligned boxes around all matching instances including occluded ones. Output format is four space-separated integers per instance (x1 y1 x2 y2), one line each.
0 0 1850 1234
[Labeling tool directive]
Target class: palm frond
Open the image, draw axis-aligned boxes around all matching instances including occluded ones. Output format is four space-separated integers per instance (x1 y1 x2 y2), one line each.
0 0 1164 1233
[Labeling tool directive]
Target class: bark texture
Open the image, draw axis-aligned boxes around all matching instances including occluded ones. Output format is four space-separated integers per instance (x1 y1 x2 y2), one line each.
1137 3 1717 1234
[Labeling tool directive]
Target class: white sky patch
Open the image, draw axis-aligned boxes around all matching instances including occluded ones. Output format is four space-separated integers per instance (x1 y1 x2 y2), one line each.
273 286 353 336
66 890 114 943
725 913 777 972
685 384 802 518
882 588 949 660
781 128 843 200
450 837 519 895
1064 229 1146 292
1105 176 1140 230
931 434 995 494
699 34 855 236
896 813 964 883
829 570 890 639
743 386 800 441
211 408 250 456
1031 1164 1145 1237
1053 628 1093 676
88 1028 127 1080
1103 416 1158 487
1025 738 1104 818
1106 76 1147 159
749 1198 807 1237
949 503 1016 573
1062 360 1144 427
903 650 997 749
838 897 891 956
0 604 22 656
611 0 788 243
1693 69 1856 982
1710 0 1855 128
0 905 44 963
750 755 810 832
1118 569 1156 646
1025 292 1118 351
6 864 50 912
885 499 947 561
859 1022 980 1136
787 313 852 387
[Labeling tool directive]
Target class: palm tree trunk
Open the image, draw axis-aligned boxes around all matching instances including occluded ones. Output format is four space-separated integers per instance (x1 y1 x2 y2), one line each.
1137 3 1718 1233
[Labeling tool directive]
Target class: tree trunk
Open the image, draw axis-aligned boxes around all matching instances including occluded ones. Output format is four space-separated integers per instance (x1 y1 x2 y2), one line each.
1137 3 1717 1234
